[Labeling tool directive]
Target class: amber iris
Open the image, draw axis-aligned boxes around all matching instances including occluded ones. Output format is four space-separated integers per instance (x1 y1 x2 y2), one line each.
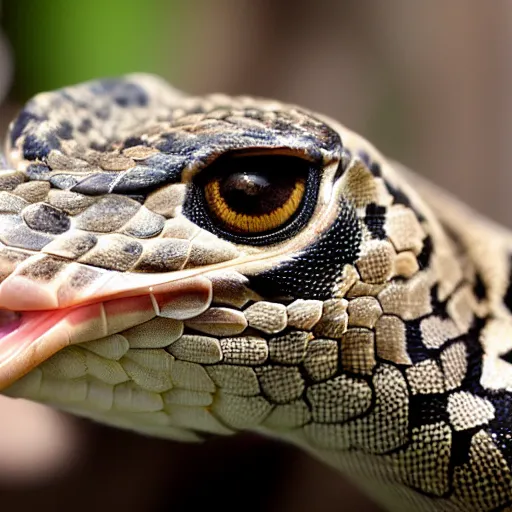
203 157 308 235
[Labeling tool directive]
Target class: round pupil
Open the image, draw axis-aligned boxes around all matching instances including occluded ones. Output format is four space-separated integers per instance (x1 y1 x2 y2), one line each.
220 171 296 216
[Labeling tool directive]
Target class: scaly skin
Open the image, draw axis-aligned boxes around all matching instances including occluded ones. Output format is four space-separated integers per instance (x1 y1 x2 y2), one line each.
1 75 512 511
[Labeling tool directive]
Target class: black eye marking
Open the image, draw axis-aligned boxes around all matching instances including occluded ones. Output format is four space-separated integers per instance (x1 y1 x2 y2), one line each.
248 197 362 299
183 153 321 246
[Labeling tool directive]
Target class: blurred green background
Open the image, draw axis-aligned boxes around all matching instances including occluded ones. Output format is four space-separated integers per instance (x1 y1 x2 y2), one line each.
3 0 181 98
0 2 511 512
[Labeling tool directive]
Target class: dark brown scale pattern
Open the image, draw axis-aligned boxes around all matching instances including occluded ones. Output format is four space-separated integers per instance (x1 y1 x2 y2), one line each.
22 203 71 234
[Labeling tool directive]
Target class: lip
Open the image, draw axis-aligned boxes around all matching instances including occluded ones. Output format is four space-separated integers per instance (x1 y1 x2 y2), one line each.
0 274 213 390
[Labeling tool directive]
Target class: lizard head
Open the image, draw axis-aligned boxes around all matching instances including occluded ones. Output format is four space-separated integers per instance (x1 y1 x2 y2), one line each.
0 74 466 445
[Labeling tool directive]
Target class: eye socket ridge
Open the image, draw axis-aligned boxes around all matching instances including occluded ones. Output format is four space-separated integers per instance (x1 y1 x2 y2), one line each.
183 152 321 246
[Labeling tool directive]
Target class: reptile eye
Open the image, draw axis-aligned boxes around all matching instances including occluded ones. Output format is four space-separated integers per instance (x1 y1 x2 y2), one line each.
184 153 320 246
204 163 306 234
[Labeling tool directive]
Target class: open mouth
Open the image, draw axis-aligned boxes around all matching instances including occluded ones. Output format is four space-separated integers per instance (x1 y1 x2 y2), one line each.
0 272 213 390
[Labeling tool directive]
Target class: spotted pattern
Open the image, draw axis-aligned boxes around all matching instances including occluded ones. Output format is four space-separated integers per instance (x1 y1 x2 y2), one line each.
1 74 512 511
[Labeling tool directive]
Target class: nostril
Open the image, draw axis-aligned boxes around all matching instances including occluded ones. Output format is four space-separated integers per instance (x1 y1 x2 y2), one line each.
0 310 21 338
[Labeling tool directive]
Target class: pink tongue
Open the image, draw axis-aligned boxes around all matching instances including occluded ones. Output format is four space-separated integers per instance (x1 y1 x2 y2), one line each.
0 311 21 338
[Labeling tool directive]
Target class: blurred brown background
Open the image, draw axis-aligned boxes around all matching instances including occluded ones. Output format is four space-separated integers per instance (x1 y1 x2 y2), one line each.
0 1 511 511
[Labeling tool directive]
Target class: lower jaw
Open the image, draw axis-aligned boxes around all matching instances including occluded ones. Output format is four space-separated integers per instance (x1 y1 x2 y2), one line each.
2 313 233 443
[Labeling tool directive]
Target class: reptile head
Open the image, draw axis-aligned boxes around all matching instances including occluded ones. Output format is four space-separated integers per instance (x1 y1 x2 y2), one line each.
0 74 464 445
